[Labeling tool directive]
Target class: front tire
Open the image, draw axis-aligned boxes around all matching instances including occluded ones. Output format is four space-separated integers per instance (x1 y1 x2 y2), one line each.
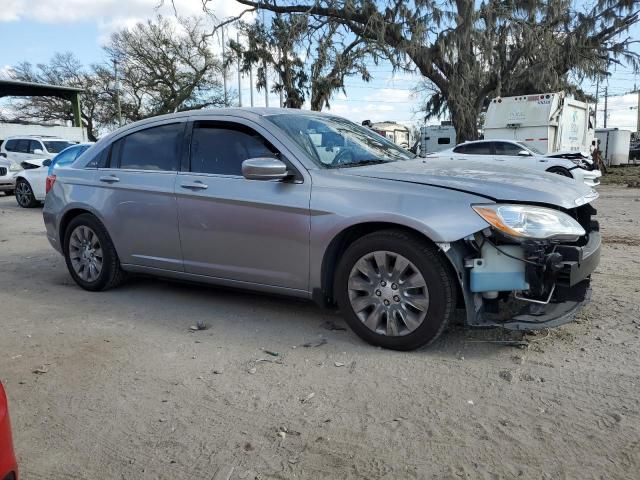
334 230 456 350
15 179 38 208
64 214 126 291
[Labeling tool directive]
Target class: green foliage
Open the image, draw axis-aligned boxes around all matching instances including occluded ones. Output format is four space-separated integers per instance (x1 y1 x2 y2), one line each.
8 16 225 138
233 0 639 141
227 13 373 110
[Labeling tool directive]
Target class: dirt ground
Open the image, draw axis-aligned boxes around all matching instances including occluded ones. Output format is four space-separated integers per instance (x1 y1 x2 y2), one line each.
1 186 639 480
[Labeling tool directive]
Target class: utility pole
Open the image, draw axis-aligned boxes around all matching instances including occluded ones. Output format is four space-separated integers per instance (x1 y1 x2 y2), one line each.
113 59 122 127
636 87 640 132
221 26 228 106
249 65 254 107
264 61 269 107
603 86 608 129
594 77 599 129
262 9 268 108
236 31 242 107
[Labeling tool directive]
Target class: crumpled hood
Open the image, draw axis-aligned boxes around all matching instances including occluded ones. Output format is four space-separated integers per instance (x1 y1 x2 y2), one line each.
21 157 48 168
339 158 597 209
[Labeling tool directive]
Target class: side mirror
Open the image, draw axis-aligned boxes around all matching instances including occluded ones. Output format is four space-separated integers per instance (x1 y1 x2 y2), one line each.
33 148 44 155
42 159 52 167
517 150 531 156
242 158 290 181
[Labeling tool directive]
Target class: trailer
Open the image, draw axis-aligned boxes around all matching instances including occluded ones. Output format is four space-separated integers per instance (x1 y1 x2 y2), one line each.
418 124 456 156
595 128 631 166
484 92 594 155
364 121 410 149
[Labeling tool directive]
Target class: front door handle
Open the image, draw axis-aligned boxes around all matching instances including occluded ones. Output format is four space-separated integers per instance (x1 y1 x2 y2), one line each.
99 175 120 183
180 181 208 190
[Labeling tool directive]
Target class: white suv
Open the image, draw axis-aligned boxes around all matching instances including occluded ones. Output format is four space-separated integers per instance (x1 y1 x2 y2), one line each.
0 157 15 195
1 136 76 163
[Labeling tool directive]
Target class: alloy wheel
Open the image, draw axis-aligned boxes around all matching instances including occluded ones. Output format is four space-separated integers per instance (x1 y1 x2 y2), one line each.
15 181 32 207
68 225 103 282
347 250 430 336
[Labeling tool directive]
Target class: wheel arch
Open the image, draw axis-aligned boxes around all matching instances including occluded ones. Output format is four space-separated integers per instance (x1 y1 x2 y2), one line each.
546 164 574 178
316 221 460 307
58 207 115 254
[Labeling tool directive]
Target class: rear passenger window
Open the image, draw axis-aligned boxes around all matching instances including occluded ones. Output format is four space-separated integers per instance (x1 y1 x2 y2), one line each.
28 140 42 153
14 140 30 153
4 140 17 151
454 143 492 155
190 122 277 176
112 123 183 171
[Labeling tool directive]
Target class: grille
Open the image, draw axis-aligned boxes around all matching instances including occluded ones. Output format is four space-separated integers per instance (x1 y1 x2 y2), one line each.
0 167 6 176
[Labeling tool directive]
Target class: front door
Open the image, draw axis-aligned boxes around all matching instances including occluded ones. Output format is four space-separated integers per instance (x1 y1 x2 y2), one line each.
176 119 311 292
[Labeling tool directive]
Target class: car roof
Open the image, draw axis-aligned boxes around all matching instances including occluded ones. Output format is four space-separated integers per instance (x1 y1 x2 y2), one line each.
4 135 70 141
459 139 521 145
116 107 337 130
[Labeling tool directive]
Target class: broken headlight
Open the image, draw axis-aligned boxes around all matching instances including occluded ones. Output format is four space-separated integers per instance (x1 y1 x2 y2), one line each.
472 204 585 242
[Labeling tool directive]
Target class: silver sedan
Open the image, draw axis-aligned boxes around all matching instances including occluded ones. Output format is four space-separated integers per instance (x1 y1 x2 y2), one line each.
43 109 600 350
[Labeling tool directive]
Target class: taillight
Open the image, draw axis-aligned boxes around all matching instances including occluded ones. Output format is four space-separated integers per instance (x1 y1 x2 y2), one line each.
45 175 56 194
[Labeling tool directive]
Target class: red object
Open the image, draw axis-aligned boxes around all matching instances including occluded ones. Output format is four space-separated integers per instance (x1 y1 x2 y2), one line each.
0 383 18 480
45 175 56 194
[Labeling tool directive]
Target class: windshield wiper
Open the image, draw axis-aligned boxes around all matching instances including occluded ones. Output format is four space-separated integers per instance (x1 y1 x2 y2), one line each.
337 159 392 168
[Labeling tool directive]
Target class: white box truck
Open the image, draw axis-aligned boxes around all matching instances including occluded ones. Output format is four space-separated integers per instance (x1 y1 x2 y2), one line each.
484 92 594 155
595 128 631 166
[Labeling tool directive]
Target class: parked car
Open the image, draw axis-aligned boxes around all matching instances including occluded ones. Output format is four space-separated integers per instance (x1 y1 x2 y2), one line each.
428 139 601 187
0 157 15 196
0 135 76 163
0 382 18 480
13 143 93 208
43 109 600 350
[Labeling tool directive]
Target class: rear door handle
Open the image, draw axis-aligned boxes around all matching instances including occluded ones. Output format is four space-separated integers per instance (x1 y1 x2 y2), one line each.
180 181 208 190
99 175 120 183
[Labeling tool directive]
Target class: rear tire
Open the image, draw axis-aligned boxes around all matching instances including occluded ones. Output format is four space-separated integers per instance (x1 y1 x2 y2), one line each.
547 166 573 178
63 213 126 291
14 179 38 208
334 229 456 351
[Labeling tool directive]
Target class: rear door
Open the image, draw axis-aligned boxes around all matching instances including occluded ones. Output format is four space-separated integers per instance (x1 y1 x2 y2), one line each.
96 121 186 271
453 142 493 162
8 139 30 163
176 117 311 291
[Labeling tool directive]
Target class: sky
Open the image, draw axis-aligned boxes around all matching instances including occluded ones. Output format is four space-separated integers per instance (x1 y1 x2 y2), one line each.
0 0 638 131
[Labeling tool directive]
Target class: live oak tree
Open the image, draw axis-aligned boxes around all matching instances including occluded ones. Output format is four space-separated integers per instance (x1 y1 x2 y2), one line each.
106 15 226 118
225 0 639 141
9 53 109 141
7 16 226 138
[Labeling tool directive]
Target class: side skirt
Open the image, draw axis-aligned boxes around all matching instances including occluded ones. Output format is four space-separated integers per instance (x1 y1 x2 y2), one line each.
121 263 312 300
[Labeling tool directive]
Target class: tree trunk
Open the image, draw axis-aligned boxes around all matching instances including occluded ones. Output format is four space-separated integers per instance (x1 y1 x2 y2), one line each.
449 101 479 143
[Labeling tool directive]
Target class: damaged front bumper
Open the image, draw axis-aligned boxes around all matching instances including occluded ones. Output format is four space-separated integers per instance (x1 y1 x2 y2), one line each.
444 227 601 331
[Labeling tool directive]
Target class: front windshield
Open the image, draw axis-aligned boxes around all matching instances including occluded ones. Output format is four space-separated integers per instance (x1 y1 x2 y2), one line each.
266 113 415 168
517 142 543 155
43 140 75 154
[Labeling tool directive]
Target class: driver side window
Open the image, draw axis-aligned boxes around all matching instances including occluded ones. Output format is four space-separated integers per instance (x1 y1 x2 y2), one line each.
495 142 525 155
190 121 278 176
